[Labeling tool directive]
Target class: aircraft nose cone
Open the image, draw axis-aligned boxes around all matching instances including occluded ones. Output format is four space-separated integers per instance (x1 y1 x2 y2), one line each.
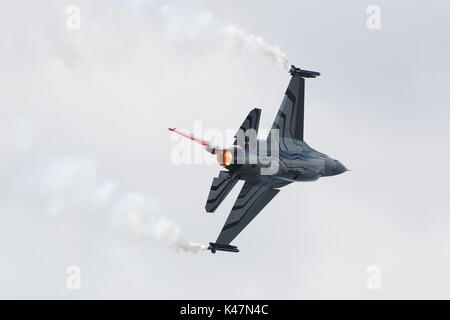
334 161 347 175
324 159 347 176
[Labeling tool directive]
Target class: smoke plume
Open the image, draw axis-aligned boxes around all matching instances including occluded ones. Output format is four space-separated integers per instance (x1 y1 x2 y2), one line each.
160 3 291 70
23 156 207 254
222 25 291 70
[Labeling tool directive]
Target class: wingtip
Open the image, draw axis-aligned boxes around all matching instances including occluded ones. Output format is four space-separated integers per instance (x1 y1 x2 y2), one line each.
168 128 175 131
208 242 239 253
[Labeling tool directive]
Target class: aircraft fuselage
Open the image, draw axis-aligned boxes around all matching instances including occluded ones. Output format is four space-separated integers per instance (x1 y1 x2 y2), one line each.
225 139 347 183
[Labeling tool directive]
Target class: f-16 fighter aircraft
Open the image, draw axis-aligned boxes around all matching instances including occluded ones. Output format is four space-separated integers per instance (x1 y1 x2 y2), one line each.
169 65 348 253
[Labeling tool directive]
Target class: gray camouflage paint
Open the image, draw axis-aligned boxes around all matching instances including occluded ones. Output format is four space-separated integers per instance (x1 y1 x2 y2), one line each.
204 66 347 253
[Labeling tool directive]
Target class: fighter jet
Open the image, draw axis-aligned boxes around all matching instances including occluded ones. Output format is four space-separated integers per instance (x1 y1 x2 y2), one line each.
169 65 348 253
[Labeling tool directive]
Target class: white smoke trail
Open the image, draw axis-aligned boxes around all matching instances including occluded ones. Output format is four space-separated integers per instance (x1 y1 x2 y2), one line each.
160 4 291 70
28 156 207 254
222 25 291 70
111 192 207 253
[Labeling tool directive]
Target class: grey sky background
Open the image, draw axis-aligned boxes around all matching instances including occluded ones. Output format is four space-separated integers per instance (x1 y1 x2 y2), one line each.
1 0 450 299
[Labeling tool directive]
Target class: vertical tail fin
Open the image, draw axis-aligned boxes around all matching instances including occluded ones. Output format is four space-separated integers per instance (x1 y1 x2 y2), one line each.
233 108 261 148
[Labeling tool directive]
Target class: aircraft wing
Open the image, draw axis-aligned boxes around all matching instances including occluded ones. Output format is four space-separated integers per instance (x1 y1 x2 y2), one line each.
208 178 289 253
268 71 307 150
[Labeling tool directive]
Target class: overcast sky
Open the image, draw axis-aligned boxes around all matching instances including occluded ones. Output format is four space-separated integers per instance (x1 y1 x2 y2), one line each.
1 0 450 299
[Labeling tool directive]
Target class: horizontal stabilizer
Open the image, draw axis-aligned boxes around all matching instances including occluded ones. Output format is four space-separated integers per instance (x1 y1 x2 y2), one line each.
205 171 238 213
208 242 239 253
